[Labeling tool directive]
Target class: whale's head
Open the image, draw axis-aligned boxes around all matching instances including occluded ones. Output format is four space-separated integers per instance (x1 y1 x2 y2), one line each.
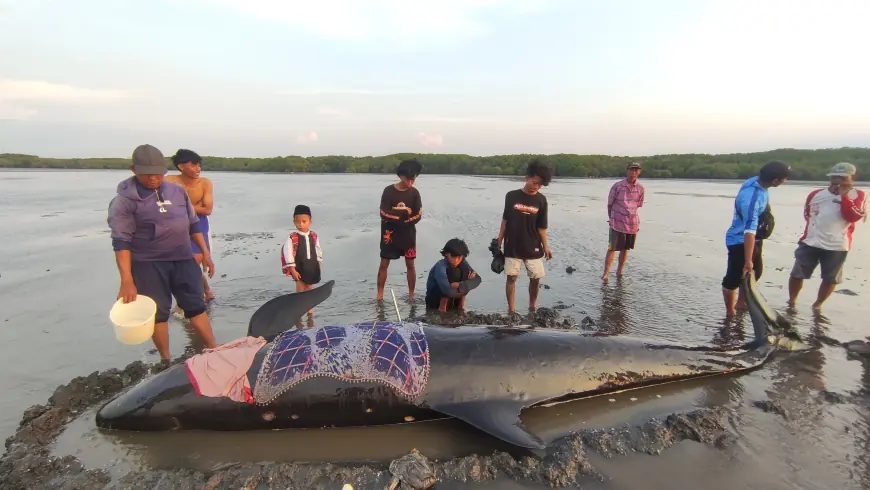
95 363 198 430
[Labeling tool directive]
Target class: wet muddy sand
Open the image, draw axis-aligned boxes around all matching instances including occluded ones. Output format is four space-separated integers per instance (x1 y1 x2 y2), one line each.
2 171 870 489
0 309 770 490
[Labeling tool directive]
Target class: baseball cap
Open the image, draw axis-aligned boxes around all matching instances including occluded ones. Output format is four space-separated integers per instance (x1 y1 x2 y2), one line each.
827 162 856 177
627 162 642 169
132 144 169 175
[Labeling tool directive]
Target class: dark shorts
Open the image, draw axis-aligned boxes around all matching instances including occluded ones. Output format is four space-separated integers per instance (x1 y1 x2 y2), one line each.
722 241 764 290
608 228 637 251
381 230 417 260
131 259 207 323
294 262 321 286
789 242 848 284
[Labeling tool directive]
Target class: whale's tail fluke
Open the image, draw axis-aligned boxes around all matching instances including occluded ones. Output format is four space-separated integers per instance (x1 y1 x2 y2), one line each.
743 272 791 346
247 280 335 339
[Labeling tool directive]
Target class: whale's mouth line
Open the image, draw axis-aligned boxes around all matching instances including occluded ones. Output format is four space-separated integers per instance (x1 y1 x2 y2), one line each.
530 367 757 409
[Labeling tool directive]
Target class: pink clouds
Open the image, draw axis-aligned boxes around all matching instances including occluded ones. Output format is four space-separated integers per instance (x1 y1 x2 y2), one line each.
417 132 443 148
296 131 318 144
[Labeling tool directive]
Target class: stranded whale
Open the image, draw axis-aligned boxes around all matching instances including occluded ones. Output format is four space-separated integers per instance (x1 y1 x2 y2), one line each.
95 274 788 449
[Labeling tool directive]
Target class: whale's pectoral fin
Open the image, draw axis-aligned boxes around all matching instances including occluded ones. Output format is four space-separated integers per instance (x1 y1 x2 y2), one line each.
247 280 335 339
431 402 546 449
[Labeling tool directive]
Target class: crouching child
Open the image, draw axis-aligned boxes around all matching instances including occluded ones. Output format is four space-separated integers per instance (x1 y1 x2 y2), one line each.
425 238 482 312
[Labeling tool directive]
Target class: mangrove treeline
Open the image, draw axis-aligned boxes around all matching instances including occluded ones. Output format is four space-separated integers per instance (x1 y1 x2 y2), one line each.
2 147 869 181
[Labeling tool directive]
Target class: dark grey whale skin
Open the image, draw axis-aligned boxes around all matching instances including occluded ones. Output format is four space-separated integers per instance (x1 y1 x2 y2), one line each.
95 274 787 449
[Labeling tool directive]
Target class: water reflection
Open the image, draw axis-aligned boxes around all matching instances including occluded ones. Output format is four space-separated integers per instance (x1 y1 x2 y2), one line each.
712 315 748 350
597 280 631 335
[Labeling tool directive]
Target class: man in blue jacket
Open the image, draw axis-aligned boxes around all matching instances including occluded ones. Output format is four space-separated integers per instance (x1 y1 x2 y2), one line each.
425 238 482 312
107 144 218 360
722 160 791 317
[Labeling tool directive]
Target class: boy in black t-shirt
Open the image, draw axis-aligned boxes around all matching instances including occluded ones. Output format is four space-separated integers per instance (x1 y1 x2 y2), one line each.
496 159 553 313
377 158 423 301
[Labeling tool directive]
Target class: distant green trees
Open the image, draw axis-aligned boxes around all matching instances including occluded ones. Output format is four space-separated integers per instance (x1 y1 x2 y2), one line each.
2 147 868 181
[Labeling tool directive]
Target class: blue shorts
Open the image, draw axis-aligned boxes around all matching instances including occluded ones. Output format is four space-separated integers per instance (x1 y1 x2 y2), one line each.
131 259 206 323
191 215 210 256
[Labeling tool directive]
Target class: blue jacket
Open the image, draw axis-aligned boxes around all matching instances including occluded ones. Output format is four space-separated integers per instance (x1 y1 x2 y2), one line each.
107 177 203 261
725 176 769 247
425 258 481 305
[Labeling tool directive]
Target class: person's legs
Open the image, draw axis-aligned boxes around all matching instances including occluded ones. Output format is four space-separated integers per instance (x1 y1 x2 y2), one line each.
602 228 622 280
526 258 546 310
456 294 466 311
812 251 848 310
404 248 417 301
721 244 744 317
615 233 636 276
130 261 174 360
787 243 821 306
172 259 217 351
504 258 522 313
438 297 450 312
376 257 392 301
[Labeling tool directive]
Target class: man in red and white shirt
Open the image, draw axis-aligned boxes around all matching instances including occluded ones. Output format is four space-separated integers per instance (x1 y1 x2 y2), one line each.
602 162 645 280
787 162 866 310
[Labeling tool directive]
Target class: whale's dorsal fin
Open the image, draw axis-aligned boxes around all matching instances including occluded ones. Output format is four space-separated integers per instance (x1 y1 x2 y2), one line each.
247 280 335 339
429 401 545 449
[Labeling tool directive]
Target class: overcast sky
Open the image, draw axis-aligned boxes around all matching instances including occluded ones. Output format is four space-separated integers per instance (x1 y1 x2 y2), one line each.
1 0 869 158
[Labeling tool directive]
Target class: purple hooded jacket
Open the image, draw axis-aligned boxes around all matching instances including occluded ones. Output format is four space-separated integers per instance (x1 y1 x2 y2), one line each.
107 176 204 262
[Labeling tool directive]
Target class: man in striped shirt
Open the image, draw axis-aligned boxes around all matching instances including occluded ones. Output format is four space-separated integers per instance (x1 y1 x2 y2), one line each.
787 162 867 311
602 162 645 281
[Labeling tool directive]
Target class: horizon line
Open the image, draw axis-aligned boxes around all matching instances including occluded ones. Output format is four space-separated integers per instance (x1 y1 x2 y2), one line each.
3 145 870 161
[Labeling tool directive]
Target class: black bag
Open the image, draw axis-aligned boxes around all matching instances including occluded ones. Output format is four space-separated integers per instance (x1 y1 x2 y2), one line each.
735 190 775 241
488 238 505 274
756 204 775 240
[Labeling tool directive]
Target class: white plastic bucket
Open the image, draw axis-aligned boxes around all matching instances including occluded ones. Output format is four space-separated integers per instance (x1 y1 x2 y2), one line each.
109 295 157 345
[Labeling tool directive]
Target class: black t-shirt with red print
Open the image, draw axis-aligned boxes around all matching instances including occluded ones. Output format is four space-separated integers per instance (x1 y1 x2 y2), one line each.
502 189 547 259
379 184 422 252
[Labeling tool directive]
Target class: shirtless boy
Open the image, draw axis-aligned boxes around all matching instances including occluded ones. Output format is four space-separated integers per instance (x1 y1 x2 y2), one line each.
166 149 215 302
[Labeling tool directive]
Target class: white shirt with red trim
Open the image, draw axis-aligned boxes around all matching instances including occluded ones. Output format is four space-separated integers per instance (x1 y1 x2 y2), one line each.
799 187 867 251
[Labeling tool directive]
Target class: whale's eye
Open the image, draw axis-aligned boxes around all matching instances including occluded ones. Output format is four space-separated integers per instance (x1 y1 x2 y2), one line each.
262 411 275 421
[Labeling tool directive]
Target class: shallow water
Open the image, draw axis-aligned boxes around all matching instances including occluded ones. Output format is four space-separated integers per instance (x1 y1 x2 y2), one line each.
1 169 869 488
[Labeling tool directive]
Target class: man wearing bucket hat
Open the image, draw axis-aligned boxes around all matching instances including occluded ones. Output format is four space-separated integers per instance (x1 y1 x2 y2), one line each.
107 144 218 360
787 162 867 311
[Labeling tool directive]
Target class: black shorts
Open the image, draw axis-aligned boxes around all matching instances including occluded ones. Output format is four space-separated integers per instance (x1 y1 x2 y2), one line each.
789 242 848 284
131 259 207 323
721 241 764 291
294 261 321 286
608 228 637 251
381 229 417 260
